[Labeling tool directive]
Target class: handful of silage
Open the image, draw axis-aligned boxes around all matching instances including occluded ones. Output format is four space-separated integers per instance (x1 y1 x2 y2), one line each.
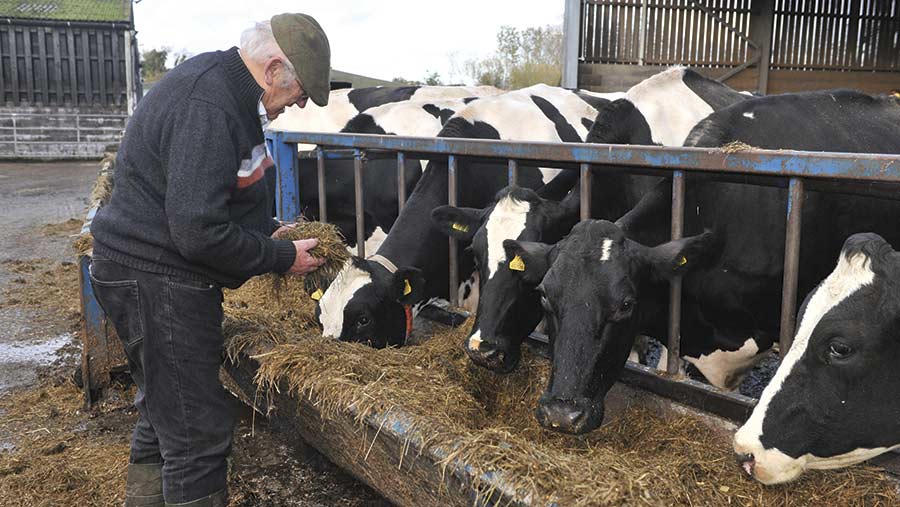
273 220 350 293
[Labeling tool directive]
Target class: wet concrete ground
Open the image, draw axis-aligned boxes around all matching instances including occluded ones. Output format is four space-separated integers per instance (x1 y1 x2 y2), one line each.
0 160 390 506
0 161 93 392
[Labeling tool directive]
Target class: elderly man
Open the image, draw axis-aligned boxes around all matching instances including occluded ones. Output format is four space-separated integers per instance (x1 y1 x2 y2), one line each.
89 13 329 507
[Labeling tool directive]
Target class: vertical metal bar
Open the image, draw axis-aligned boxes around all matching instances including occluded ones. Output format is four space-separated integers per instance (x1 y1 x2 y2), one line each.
316 148 327 222
124 30 135 114
579 163 591 220
448 155 459 307
397 151 407 215
354 149 366 258
271 131 299 222
638 0 649 64
667 170 685 376
507 159 518 186
561 0 581 87
780 177 805 356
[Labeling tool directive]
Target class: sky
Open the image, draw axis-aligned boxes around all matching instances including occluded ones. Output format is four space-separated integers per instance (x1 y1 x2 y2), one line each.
133 0 564 84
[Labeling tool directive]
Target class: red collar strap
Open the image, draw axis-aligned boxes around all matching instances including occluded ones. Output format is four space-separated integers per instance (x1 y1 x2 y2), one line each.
403 304 413 344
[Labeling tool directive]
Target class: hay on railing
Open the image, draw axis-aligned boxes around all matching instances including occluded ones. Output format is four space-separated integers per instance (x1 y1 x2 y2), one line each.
225 313 900 507
720 141 756 153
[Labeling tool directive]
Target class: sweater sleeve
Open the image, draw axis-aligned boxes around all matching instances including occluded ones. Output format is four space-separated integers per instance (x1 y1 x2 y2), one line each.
163 100 296 277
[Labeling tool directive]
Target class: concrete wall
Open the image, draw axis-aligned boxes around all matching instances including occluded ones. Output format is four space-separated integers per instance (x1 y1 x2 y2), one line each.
0 105 126 160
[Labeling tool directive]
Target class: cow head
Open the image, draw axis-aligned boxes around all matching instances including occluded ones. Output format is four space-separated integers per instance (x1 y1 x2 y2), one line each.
431 187 577 373
507 219 718 434
733 233 900 484
315 258 425 348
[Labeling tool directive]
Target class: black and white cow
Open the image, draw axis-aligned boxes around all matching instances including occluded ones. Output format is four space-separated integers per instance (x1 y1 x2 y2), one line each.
733 233 900 484
296 96 485 252
313 84 624 348
269 84 503 141
505 89 900 434
430 67 748 372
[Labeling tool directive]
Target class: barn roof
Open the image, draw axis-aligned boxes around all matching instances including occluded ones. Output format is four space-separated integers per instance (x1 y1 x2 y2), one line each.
0 0 132 23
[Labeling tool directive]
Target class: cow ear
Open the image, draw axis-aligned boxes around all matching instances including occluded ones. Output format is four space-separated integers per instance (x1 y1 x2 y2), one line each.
431 205 484 242
502 239 555 284
646 230 721 280
391 267 425 305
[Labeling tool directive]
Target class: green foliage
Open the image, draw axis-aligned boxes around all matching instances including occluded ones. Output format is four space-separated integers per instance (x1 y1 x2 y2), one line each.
423 70 443 86
466 25 563 90
141 48 169 82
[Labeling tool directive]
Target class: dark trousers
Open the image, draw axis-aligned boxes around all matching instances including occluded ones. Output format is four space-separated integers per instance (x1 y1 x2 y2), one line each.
89 255 234 503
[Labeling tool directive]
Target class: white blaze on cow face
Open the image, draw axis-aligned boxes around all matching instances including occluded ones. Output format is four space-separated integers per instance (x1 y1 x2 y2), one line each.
733 250 876 484
600 238 614 261
318 260 373 339
485 196 531 279
684 338 761 390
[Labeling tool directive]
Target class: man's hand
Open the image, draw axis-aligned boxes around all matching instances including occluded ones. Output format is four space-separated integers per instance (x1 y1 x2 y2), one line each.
289 238 325 275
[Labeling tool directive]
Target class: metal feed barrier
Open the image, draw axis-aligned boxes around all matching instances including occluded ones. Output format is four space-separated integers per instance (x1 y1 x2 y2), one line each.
267 130 900 422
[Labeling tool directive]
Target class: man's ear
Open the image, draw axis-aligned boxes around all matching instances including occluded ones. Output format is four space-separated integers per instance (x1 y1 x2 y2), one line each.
431 205 484 243
391 267 426 305
502 240 555 285
646 230 721 280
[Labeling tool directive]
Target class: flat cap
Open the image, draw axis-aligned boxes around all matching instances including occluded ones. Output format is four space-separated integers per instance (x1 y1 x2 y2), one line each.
271 13 331 106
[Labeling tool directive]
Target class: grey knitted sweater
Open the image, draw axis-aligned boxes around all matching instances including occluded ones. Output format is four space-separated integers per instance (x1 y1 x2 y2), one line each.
91 47 296 289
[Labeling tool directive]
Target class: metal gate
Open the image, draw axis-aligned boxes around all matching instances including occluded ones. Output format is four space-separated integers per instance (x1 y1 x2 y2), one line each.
267 129 900 420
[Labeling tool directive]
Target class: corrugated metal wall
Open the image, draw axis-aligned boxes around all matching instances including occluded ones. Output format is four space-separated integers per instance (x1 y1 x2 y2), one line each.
0 22 131 108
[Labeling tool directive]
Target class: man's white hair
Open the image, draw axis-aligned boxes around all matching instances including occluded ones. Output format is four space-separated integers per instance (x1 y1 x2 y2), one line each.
240 20 298 87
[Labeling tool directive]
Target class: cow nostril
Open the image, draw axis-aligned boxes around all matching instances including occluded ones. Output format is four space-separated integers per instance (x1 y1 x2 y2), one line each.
736 453 755 477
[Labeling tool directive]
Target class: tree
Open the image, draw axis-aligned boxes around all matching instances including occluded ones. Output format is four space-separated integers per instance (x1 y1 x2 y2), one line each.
423 71 443 86
141 48 169 81
465 25 563 90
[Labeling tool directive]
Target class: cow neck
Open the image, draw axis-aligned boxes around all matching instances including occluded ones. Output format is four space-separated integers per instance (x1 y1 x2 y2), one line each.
376 162 451 283
367 253 413 344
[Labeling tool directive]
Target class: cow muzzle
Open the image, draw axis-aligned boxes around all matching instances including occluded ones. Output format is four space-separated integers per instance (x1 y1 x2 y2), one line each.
465 334 521 373
535 396 603 435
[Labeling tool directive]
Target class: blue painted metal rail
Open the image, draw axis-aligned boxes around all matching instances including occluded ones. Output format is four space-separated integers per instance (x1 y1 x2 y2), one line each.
268 129 900 420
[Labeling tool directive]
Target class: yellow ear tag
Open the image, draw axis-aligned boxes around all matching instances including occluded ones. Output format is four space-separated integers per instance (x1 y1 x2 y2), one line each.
403 279 412 296
676 255 688 267
311 288 323 301
452 222 470 233
509 255 526 272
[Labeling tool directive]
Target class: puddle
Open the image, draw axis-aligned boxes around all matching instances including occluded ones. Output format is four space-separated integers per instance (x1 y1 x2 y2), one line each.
0 333 73 393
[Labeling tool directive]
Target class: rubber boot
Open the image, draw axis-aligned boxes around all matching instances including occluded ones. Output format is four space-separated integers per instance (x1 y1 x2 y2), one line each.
124 463 164 507
164 489 227 507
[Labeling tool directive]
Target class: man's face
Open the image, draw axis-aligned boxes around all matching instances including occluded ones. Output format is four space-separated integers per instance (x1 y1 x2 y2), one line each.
262 58 309 119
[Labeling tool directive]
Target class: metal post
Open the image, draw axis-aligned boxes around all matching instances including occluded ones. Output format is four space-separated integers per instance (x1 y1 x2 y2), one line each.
316 148 327 222
354 149 366 258
579 163 591 220
397 152 407 215
448 155 459 307
779 178 805 356
561 0 581 88
271 131 300 222
748 0 774 95
667 171 685 376
124 30 135 114
638 0 649 65
508 159 518 186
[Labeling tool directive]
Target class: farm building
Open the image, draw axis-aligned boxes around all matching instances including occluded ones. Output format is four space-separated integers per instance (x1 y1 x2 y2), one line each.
0 0 139 159
562 0 900 94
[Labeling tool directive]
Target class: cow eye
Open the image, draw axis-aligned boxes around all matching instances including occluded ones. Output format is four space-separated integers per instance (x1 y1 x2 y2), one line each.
828 341 853 359
621 299 635 312
357 315 371 328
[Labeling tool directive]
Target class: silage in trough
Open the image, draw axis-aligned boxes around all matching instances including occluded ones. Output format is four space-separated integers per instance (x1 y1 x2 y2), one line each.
222 280 900 506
